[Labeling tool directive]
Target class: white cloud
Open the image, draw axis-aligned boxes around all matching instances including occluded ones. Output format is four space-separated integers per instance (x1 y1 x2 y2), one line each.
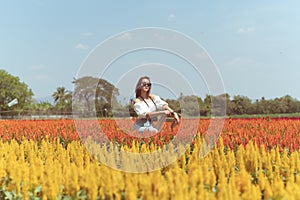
75 43 89 50
168 14 176 22
82 32 93 37
117 32 132 41
237 27 256 34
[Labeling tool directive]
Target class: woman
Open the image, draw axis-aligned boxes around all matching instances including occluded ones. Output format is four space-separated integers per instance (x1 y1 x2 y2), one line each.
133 76 180 133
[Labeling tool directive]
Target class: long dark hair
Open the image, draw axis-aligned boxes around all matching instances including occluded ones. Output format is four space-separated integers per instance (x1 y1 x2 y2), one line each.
135 76 151 98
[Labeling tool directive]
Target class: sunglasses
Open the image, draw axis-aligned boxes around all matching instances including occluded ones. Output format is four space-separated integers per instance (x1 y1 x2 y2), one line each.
141 82 152 87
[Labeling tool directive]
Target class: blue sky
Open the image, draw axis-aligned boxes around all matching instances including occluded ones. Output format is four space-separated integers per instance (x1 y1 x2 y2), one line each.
1 1 300 101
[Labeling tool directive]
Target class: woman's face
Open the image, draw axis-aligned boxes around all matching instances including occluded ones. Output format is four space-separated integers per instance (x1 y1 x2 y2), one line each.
140 78 151 92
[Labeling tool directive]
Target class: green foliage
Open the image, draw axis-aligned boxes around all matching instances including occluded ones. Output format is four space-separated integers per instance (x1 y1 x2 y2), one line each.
164 98 180 113
231 95 252 115
31 101 53 112
3 70 300 117
178 95 200 117
72 76 119 117
0 69 33 116
166 93 300 117
52 87 72 114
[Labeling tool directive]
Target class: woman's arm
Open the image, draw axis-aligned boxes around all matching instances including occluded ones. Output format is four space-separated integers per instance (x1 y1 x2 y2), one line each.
134 98 170 119
151 95 180 123
162 104 174 113
146 110 171 119
162 104 180 123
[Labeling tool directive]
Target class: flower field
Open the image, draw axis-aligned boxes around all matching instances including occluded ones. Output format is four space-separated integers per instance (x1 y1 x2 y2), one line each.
1 118 300 199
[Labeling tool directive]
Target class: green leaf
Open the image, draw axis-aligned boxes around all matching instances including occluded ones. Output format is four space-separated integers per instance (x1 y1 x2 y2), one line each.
4 191 12 200
34 185 42 193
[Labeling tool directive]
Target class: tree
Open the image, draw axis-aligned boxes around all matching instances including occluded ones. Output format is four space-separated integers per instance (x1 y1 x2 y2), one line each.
31 101 54 115
127 98 137 117
72 76 119 117
52 87 72 114
0 69 33 116
199 94 228 116
252 99 263 114
211 93 228 116
231 95 252 115
269 97 288 114
203 95 212 116
223 93 233 116
282 95 299 113
258 97 270 114
178 95 200 117
197 96 208 116
165 98 180 113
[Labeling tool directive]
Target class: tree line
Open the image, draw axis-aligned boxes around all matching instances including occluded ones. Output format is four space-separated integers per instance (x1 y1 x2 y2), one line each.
1 69 300 118
165 94 300 117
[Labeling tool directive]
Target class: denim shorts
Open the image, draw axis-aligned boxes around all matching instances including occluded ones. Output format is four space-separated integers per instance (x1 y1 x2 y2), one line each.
134 119 158 133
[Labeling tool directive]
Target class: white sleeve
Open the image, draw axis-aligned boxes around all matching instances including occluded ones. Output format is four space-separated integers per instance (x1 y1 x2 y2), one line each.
153 95 168 110
134 102 147 118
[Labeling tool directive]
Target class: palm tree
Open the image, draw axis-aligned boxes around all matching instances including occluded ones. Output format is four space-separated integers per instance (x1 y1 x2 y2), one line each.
52 87 71 114
52 87 67 102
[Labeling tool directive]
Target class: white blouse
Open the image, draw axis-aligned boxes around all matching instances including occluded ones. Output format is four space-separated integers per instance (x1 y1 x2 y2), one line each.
134 95 168 118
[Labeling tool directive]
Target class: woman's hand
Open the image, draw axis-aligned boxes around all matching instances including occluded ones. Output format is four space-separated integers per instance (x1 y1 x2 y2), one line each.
163 110 171 115
173 112 180 123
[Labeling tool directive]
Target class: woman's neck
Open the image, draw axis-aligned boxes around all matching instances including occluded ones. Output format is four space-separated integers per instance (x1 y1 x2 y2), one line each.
140 91 148 99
